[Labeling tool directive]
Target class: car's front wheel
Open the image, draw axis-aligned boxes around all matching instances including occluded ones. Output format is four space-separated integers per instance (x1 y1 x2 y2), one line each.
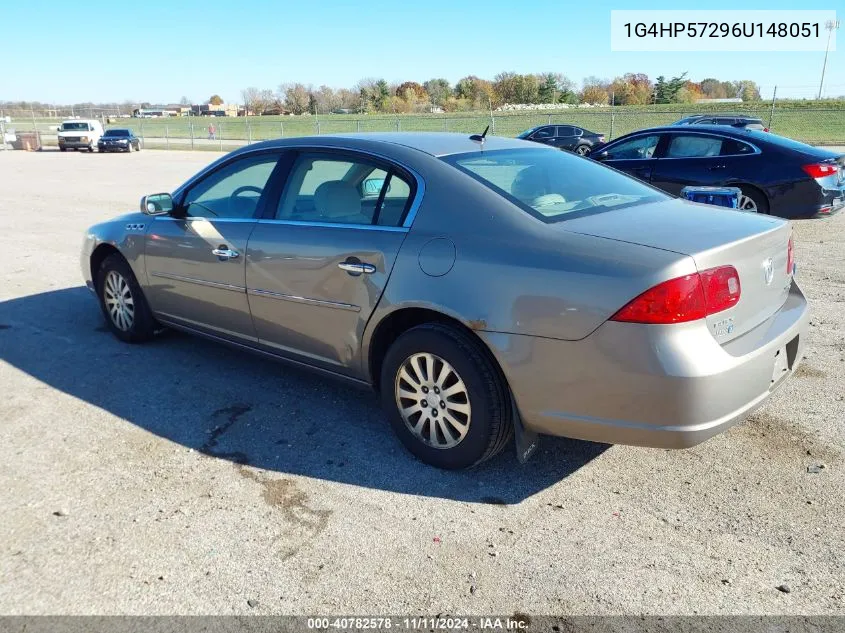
575 144 591 156
96 254 156 343
380 323 513 469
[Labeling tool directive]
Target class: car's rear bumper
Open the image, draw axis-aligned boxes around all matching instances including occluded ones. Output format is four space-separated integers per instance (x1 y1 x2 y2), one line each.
480 280 809 449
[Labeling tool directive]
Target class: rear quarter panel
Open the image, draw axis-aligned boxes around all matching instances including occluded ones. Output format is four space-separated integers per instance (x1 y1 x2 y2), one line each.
362 158 696 379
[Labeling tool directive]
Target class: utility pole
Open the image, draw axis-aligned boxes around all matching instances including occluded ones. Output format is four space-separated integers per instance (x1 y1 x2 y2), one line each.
819 20 841 99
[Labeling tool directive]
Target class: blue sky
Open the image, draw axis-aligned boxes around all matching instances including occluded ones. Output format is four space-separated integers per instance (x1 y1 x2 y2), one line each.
2 0 841 103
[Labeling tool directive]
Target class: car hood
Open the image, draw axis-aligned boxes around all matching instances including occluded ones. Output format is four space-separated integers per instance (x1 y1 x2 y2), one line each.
100 136 130 141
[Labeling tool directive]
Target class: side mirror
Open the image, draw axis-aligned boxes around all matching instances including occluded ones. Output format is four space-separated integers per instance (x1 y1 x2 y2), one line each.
140 192 174 215
362 177 388 197
594 150 610 161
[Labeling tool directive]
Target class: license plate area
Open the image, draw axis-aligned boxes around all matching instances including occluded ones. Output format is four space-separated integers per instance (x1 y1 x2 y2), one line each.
770 334 800 390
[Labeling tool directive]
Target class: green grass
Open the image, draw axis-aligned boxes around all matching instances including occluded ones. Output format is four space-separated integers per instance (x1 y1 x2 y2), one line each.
17 101 845 146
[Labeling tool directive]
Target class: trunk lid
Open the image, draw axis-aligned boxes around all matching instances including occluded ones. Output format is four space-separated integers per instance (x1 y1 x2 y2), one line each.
561 198 793 343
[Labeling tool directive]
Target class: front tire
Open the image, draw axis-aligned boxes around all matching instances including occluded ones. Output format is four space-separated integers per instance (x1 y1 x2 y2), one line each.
96 253 156 343
380 323 513 469
575 144 591 156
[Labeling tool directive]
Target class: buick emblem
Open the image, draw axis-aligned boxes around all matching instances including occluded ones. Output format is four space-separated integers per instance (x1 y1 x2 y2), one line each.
763 257 774 285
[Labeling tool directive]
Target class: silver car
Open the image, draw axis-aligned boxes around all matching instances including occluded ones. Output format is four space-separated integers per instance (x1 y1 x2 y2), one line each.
81 133 809 469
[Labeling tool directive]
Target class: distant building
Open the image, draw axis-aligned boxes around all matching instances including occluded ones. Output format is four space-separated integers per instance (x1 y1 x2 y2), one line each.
191 103 239 117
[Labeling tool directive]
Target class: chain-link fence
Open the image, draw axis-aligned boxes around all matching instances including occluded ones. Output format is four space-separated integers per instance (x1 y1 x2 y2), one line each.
3 105 843 152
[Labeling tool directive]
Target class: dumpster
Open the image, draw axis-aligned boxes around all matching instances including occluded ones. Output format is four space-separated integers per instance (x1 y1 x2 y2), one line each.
680 185 741 209
13 131 43 151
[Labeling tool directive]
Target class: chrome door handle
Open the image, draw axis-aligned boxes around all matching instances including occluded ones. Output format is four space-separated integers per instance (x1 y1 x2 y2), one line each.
212 247 239 260
338 262 376 275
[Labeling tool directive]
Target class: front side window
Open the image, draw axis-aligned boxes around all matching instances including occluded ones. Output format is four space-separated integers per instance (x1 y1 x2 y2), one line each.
532 127 554 140
182 153 280 219
276 153 413 227
443 148 665 223
605 134 660 160
666 135 723 158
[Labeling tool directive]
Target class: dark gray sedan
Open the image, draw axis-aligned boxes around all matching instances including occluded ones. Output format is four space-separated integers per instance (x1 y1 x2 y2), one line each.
98 128 141 153
81 133 808 469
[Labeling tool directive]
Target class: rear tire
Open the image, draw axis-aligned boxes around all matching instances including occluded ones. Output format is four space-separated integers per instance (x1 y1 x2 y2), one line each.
738 186 769 214
96 253 156 343
59 147 66 152
379 323 513 469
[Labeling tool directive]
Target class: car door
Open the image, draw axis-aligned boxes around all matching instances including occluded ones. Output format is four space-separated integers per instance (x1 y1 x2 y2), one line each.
649 133 755 195
245 149 417 376
600 133 665 184
144 150 286 342
529 126 556 147
555 125 580 151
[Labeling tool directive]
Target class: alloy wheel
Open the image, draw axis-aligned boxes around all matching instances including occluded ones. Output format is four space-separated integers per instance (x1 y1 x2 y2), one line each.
104 270 135 331
394 352 471 449
738 194 758 212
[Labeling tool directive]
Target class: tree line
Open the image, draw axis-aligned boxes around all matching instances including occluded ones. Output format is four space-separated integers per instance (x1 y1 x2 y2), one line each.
239 73 763 115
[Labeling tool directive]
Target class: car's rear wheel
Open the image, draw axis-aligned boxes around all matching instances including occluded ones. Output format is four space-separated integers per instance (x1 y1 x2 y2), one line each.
380 323 513 469
59 147 66 152
96 254 156 343
738 186 769 214
575 144 591 156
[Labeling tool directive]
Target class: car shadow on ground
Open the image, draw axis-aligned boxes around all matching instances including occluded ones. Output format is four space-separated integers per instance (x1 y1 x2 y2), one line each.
0 287 608 504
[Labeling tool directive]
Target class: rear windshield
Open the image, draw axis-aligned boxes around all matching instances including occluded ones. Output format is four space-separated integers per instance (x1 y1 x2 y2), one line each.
104 129 130 137
442 148 666 222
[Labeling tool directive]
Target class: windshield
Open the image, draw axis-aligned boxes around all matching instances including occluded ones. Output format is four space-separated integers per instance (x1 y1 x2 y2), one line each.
442 148 666 222
104 129 130 137
61 122 90 131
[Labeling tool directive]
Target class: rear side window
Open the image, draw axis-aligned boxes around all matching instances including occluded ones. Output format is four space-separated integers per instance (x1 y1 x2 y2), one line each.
720 139 756 156
276 152 413 227
557 126 576 136
443 148 665 223
666 135 723 158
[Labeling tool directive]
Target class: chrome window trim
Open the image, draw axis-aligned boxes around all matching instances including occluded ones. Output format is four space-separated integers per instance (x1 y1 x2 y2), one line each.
150 271 246 293
170 143 426 229
256 219 408 232
247 288 361 312
154 216 257 223
660 131 761 160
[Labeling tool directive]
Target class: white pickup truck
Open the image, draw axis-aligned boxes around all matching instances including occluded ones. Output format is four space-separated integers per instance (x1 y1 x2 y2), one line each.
57 119 104 152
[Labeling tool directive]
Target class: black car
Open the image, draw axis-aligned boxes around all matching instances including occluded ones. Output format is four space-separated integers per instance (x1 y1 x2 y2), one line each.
593 125 844 218
517 124 605 155
671 114 768 132
98 129 141 153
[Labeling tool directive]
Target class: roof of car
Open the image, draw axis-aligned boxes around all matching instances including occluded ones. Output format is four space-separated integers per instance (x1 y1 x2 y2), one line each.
681 113 763 120
247 132 537 158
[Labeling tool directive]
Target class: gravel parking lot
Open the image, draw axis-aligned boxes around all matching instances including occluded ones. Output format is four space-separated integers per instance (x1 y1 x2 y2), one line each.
1 149 843 616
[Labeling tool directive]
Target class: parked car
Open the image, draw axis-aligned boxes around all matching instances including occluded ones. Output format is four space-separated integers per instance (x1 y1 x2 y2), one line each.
57 119 103 152
81 133 808 469
671 114 768 131
97 128 141 153
517 124 605 155
592 126 844 218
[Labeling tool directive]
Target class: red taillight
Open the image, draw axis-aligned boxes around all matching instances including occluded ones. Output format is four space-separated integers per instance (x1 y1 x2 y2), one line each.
787 236 794 274
802 163 838 178
611 266 740 325
763 128 770 132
